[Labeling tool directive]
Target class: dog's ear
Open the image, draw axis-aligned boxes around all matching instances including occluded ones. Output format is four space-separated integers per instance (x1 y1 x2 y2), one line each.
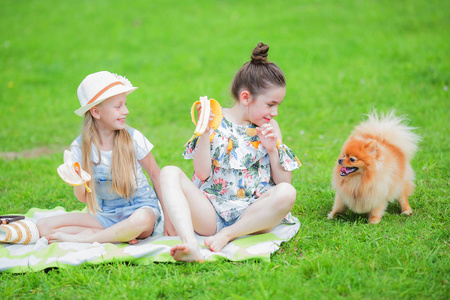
365 140 377 155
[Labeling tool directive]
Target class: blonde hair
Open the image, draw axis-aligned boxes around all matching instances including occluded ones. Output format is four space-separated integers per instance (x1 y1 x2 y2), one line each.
81 113 137 214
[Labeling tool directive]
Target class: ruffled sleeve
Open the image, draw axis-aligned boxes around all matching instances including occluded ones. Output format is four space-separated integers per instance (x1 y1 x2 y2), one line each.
182 132 205 160
277 141 302 171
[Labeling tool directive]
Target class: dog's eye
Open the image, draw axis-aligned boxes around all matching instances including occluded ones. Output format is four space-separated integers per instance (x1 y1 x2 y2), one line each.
349 157 357 162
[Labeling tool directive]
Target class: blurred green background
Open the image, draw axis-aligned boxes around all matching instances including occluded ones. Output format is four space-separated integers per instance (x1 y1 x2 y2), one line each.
0 0 448 298
2 0 447 155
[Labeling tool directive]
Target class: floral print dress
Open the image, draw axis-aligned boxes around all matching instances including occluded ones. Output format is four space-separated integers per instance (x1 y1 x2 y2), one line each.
183 117 301 223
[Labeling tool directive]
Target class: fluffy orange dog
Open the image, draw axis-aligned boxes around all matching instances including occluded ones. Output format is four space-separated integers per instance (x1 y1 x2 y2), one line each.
328 111 420 224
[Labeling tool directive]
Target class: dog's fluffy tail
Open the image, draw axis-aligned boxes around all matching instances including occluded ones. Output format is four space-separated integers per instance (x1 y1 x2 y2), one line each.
353 110 421 161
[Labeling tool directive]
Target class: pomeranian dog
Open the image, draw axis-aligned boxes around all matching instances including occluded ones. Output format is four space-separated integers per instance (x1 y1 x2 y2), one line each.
328 111 420 224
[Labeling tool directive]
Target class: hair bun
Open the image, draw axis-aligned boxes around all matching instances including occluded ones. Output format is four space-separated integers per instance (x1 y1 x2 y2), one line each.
251 42 269 64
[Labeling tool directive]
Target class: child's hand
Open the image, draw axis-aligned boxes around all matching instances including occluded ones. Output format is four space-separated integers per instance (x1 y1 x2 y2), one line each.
256 123 278 152
196 104 214 133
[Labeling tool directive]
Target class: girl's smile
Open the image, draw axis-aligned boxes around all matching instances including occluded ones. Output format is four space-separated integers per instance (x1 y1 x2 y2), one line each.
94 93 129 131
248 87 285 127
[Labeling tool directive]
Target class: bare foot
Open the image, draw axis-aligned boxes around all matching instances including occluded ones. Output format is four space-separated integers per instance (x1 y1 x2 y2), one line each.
170 243 204 262
46 228 99 243
46 232 86 243
128 238 138 245
204 231 232 252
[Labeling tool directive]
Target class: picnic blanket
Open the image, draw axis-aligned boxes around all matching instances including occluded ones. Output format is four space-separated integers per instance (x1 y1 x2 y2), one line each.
0 207 300 273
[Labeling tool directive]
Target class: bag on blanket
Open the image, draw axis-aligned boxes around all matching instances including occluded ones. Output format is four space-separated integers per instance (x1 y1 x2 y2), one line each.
0 216 40 245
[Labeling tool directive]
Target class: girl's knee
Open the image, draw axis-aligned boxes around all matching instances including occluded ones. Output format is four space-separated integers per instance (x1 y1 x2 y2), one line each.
36 218 52 236
276 182 296 207
277 182 296 195
161 165 181 174
160 165 183 182
130 208 156 229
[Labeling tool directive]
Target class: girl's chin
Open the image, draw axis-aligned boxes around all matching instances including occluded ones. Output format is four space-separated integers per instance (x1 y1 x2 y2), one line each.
114 123 126 130
250 118 270 127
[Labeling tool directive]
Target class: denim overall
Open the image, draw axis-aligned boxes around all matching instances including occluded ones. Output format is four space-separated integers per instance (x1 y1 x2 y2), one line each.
71 129 161 229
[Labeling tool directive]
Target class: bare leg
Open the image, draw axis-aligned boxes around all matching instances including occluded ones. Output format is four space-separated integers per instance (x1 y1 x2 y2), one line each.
47 207 156 243
160 166 217 262
204 182 296 252
328 193 348 219
37 213 104 237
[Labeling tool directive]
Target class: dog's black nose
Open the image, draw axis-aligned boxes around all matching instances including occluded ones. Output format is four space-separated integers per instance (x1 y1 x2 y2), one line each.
338 159 343 165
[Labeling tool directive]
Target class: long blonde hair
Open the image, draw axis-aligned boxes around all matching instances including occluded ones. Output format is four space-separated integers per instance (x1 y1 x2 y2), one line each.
81 113 137 214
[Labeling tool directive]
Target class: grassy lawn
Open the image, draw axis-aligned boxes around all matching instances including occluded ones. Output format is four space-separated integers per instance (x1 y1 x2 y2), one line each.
1 0 448 298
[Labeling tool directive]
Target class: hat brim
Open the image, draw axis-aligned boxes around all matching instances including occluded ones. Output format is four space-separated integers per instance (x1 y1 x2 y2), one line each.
74 85 138 116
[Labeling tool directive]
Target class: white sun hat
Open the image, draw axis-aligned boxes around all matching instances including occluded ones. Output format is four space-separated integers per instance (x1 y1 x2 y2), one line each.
74 71 138 116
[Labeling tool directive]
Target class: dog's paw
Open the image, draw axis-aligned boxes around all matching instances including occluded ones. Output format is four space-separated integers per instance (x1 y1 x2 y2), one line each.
368 216 381 224
401 209 413 216
327 212 335 220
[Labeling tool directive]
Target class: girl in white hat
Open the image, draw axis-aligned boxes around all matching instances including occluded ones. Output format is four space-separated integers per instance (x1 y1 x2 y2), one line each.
37 71 164 244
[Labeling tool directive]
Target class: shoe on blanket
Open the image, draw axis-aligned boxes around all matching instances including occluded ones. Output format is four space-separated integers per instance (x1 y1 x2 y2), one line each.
0 219 40 245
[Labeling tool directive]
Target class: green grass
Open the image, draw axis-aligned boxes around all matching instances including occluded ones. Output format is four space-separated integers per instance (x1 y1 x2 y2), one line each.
1 0 449 298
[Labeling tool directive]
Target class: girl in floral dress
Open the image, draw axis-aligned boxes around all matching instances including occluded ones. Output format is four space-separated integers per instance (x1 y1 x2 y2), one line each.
160 43 301 262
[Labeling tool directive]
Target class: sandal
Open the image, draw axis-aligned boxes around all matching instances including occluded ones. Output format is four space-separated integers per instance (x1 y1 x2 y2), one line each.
0 217 40 245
